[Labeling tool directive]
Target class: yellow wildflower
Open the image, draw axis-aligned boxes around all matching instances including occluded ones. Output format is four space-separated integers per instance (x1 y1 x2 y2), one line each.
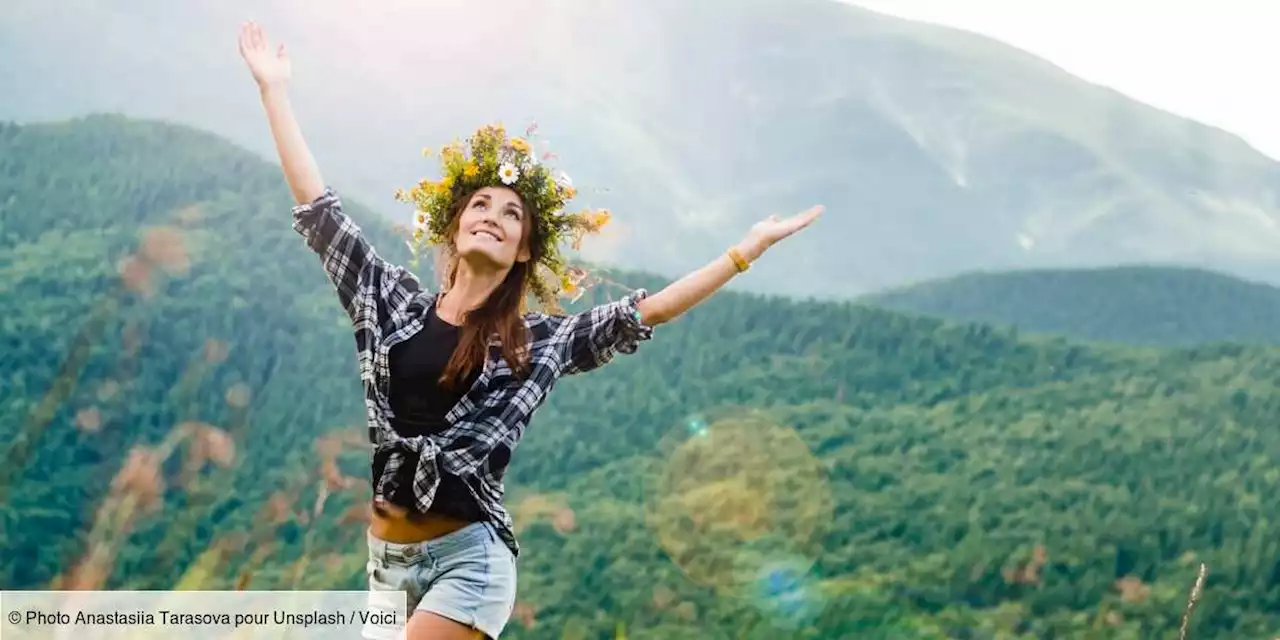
510 137 531 153
464 162 479 179
442 143 465 169
591 209 611 228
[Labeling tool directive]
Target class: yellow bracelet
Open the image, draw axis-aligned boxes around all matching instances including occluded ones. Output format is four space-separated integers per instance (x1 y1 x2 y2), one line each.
727 246 750 273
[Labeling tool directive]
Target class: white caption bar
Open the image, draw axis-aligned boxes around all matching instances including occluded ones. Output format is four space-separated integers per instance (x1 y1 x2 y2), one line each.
0 590 408 639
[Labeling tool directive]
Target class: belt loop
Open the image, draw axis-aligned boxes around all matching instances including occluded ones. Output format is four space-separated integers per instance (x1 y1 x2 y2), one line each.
370 530 383 564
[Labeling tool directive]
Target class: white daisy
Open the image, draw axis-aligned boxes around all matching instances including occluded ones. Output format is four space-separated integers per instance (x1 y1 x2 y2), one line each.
557 171 573 188
499 162 520 185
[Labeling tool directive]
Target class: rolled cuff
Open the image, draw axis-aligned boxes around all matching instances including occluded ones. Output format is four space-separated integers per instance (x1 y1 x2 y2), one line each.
609 287 655 355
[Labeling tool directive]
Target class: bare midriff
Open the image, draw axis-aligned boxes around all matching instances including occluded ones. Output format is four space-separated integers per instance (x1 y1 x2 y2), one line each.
369 499 476 543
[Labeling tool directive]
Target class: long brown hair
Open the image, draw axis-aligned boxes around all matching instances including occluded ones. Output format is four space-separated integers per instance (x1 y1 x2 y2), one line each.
435 189 544 390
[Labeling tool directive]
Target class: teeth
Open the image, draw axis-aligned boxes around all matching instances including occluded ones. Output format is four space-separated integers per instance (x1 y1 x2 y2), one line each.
473 230 500 241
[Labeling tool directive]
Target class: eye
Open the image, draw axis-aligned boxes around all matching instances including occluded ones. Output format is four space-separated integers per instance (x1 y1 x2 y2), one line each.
504 208 521 219
472 199 487 209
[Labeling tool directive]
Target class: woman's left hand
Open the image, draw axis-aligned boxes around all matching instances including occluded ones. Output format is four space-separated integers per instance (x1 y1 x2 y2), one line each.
739 205 824 260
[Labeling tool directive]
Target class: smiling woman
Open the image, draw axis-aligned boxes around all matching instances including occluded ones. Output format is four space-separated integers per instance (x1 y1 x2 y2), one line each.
237 18 822 640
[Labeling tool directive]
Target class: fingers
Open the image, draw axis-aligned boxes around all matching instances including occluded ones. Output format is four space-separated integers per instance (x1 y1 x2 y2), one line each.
769 205 822 223
239 20 286 62
238 21 257 54
799 205 824 219
796 205 823 226
778 206 821 224
240 20 265 52
780 205 823 236
752 205 822 245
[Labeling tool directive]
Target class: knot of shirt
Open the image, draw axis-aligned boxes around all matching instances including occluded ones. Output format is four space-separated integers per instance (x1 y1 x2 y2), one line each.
373 434 445 511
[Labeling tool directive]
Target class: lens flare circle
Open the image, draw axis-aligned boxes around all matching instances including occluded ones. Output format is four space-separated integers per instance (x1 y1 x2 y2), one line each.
750 555 826 630
644 410 834 596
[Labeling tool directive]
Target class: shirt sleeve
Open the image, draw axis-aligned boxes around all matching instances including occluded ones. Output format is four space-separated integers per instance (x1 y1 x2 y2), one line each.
291 187 414 319
559 288 656 375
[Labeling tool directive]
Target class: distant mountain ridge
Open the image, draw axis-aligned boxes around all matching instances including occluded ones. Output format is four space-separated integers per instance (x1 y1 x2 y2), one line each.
861 265 1280 346
2 0 1279 298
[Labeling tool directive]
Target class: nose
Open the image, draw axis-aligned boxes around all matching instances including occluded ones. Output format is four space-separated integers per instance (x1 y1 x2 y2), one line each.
477 211 501 229
472 208 503 237
477 205 501 225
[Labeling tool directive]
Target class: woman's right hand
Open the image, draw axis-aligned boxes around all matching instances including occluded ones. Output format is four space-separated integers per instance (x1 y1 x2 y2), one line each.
238 21 291 89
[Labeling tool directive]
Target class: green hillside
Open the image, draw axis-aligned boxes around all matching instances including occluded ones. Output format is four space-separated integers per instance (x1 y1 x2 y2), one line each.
4 116 1280 639
861 266 1280 347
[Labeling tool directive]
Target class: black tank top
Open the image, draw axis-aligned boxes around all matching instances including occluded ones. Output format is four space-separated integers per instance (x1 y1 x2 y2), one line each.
375 303 484 521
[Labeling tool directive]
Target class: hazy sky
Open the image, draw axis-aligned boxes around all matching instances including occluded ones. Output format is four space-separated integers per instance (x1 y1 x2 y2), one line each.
845 0 1280 161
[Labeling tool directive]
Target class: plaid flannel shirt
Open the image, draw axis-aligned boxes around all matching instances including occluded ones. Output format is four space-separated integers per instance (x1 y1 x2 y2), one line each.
292 187 654 557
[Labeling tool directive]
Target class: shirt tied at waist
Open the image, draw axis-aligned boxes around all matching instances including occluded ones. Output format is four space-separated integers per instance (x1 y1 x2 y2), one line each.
372 434 443 513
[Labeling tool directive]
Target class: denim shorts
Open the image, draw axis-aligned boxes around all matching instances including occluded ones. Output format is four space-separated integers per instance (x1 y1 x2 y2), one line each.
361 522 518 639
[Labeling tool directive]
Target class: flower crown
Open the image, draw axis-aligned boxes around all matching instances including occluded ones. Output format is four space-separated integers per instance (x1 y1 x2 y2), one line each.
395 123 610 312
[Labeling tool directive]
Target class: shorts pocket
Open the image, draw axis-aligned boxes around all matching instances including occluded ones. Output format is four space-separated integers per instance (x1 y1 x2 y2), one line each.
415 538 517 639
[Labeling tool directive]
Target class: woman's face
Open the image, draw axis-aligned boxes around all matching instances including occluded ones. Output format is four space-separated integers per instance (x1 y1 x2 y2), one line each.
453 186 531 270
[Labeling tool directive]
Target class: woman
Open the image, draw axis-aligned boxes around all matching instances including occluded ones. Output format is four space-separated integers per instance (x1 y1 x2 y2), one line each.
238 20 822 640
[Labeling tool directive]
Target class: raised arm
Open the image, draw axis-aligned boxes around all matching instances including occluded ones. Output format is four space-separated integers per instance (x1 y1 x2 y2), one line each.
637 204 823 325
238 21 324 205
238 21 410 318
560 204 823 375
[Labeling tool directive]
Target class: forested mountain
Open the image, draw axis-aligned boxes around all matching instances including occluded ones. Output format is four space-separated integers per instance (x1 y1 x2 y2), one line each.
3 117 1280 638
861 266 1280 347
3 0 1280 298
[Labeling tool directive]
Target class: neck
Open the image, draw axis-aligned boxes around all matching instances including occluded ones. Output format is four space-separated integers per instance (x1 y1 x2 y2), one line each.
438 258 508 324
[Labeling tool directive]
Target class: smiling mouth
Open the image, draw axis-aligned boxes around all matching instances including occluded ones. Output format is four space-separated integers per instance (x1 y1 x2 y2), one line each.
471 230 501 242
